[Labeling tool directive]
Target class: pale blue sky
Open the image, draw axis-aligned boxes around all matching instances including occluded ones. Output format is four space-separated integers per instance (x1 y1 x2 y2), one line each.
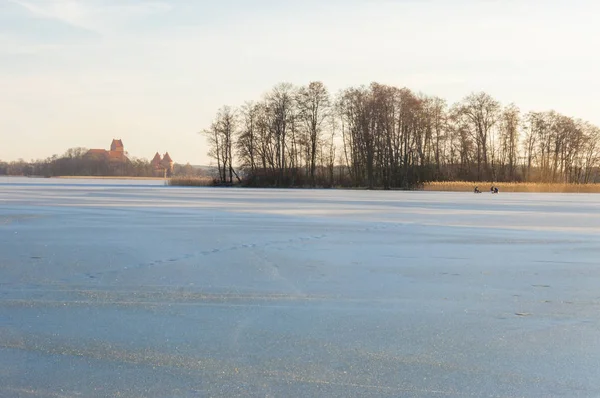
1 0 599 164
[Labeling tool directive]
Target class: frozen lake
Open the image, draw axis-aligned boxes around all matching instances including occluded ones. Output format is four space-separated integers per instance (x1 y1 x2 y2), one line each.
1 179 600 397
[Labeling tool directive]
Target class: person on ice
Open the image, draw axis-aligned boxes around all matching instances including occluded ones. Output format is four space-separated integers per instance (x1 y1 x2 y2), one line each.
474 186 481 193
494 187 499 194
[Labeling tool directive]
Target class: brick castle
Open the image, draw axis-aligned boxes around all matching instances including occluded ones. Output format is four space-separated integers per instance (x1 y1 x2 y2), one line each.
84 139 174 175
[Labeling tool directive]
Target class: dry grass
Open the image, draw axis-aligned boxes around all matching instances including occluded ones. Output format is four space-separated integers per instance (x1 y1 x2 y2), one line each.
424 181 600 193
168 176 214 187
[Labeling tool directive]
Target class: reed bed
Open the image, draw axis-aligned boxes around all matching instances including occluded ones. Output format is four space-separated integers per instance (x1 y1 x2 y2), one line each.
424 181 600 193
168 176 214 187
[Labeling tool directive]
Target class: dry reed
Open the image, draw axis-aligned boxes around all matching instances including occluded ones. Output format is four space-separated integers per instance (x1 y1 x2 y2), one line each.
423 181 600 193
168 176 214 187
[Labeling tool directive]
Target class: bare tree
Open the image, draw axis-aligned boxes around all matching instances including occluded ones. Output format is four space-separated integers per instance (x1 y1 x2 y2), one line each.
455 92 501 180
499 104 520 180
203 121 222 182
296 81 331 186
237 101 259 172
200 82 600 187
266 83 295 186
63 147 89 159
203 106 237 184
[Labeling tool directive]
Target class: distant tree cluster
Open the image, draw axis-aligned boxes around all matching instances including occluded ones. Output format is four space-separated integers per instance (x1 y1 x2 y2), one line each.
0 148 204 179
203 82 600 188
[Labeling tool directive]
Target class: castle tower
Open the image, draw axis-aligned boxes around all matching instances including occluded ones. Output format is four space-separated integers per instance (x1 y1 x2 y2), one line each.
161 152 174 173
111 139 124 152
151 152 162 169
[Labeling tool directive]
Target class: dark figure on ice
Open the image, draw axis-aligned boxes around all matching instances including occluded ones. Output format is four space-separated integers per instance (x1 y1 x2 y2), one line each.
474 186 481 194
494 187 499 194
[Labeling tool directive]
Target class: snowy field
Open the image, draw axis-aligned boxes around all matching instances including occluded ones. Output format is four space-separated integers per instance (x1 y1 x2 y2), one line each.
1 178 600 397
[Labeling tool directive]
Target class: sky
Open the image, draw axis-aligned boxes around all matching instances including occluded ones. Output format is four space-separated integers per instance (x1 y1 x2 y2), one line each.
1 0 599 165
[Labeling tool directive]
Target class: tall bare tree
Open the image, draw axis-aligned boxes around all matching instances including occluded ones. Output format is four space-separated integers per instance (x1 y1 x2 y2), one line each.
455 92 501 180
237 101 259 172
498 104 520 180
296 81 331 186
201 82 600 187
266 83 295 186
204 106 237 183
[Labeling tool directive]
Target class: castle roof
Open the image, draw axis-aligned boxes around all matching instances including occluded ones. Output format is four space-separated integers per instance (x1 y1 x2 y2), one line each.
87 149 107 155
151 152 162 164
162 152 173 163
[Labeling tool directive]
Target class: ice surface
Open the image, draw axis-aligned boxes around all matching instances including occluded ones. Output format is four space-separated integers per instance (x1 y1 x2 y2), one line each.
1 178 600 397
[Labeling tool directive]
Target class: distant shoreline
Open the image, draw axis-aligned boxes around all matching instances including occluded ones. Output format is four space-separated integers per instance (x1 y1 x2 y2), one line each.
5 176 600 193
52 176 167 181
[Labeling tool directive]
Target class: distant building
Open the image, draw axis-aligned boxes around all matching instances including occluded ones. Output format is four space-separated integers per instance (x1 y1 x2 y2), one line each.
151 151 174 176
84 139 174 176
111 139 124 153
84 139 129 163
151 152 162 169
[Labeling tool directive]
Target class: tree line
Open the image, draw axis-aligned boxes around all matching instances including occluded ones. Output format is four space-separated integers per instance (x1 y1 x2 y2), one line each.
203 82 600 188
0 148 203 178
